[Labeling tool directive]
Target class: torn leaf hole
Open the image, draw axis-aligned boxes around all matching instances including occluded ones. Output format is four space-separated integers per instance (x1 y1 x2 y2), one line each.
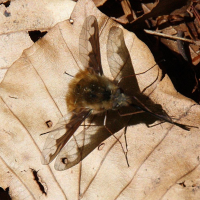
178 181 186 187
0 187 11 200
45 120 53 128
61 157 68 164
1 1 10 7
98 143 105 151
31 168 47 195
28 30 47 42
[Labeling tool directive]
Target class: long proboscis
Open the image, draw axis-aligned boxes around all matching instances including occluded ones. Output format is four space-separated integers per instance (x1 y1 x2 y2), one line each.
131 96 198 131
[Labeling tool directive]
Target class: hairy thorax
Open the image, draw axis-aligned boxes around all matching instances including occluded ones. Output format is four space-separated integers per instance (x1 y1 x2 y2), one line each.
66 68 130 113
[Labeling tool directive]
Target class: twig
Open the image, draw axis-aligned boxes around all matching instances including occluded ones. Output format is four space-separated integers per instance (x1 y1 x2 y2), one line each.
144 29 195 44
120 0 134 22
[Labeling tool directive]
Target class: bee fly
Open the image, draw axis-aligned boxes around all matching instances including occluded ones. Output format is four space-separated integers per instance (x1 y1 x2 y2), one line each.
41 15 195 170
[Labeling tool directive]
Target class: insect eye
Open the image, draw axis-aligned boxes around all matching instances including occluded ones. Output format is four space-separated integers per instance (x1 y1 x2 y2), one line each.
115 88 123 96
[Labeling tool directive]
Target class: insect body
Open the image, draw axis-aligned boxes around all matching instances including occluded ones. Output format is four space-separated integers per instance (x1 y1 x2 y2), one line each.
67 68 131 113
41 15 194 171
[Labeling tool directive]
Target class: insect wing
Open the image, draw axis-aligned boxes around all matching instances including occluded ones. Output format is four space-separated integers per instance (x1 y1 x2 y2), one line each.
54 125 109 170
41 110 91 165
79 15 103 75
107 27 133 81
54 127 91 171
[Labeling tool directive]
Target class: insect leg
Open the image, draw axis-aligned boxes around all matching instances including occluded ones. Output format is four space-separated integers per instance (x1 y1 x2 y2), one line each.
103 111 130 167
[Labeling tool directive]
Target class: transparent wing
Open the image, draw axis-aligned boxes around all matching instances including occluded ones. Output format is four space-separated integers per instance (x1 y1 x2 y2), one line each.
79 15 103 75
107 27 134 82
41 110 91 165
107 26 140 96
54 125 110 171
54 109 132 171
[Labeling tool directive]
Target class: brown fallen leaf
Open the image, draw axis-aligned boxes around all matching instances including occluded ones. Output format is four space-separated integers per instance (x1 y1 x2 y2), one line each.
130 0 191 28
0 0 200 199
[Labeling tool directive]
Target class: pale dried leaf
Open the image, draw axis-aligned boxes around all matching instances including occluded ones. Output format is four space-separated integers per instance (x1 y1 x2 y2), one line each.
0 0 200 199
0 0 75 82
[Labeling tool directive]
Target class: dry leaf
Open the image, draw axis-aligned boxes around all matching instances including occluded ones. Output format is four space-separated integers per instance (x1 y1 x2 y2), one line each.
0 0 75 82
93 0 107 7
132 0 191 28
0 0 200 199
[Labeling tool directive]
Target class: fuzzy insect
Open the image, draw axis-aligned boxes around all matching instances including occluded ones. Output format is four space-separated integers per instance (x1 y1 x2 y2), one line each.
41 16 193 170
